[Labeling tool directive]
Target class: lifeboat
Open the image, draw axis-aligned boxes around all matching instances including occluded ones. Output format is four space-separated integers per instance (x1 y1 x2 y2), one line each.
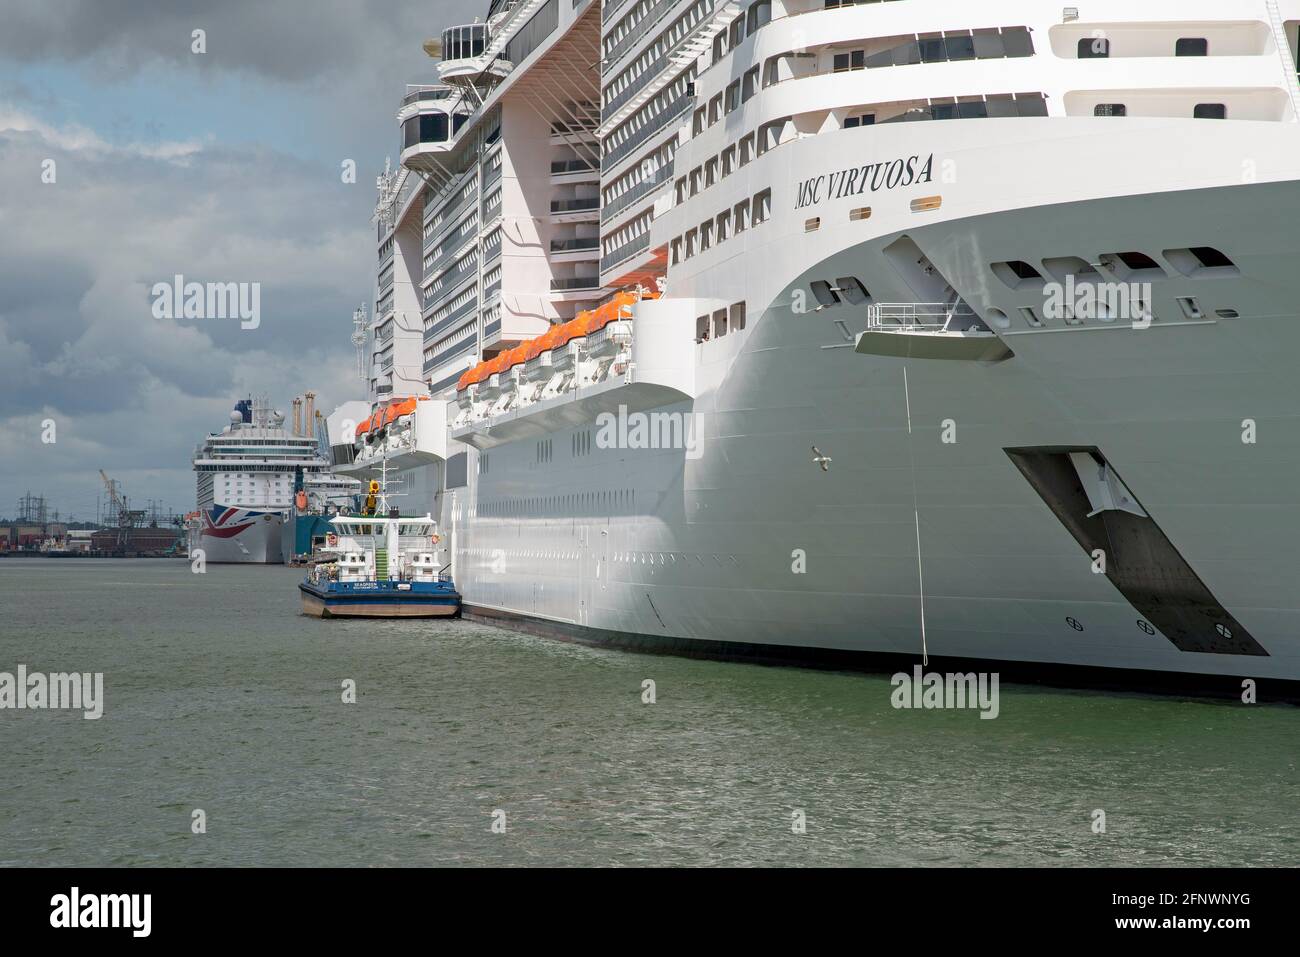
456 289 645 391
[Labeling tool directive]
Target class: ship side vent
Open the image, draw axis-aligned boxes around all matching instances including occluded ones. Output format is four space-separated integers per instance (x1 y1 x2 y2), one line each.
1006 447 1268 656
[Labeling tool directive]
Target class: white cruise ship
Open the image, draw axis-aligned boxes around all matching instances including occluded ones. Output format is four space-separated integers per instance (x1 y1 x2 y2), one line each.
192 397 335 563
333 0 1300 686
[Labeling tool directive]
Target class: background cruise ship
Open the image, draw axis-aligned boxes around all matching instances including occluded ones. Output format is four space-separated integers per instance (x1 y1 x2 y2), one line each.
329 0 1300 686
193 396 344 563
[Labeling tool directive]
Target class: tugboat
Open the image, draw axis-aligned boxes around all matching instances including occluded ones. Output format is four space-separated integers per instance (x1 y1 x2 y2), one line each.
298 461 461 619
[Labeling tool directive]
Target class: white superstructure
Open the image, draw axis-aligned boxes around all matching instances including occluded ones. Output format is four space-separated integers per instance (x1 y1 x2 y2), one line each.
332 1 1300 684
192 397 335 563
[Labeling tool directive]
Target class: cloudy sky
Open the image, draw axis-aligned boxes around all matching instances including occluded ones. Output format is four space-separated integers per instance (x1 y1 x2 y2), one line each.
0 0 478 522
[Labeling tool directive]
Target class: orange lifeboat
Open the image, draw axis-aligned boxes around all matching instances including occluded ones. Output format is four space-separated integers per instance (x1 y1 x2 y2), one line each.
455 289 647 391
354 395 426 438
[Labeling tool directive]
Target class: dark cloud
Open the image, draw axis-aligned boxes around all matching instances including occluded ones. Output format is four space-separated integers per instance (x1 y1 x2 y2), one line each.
0 0 483 83
0 0 484 516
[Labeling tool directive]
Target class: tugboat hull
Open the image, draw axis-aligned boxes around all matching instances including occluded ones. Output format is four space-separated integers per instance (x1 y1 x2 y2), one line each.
298 581 461 619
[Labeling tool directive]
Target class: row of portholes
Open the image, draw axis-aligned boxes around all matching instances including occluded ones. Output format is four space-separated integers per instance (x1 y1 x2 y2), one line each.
983 293 1240 330
992 247 1239 291
476 488 637 518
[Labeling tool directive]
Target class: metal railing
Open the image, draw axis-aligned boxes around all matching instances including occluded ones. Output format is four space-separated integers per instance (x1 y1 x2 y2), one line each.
603 0 636 24
551 276 601 291
551 158 599 174
600 231 651 273
602 160 674 223
550 237 600 252
423 296 478 342
602 93 690 170
424 188 479 249
550 197 600 213
603 0 677 69
866 302 982 332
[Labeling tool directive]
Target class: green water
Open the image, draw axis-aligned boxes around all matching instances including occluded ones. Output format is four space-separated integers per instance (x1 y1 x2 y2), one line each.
0 558 1295 867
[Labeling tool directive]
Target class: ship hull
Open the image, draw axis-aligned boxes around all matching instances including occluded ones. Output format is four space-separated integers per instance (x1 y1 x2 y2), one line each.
438 173 1300 682
298 581 462 618
194 507 285 564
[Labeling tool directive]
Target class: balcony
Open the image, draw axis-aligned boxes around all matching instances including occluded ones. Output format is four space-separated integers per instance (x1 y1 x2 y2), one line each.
550 197 599 213
550 158 600 183
601 94 690 171
551 159 598 174
550 276 601 291
550 196 600 224
602 161 674 224
600 232 651 273
550 237 600 252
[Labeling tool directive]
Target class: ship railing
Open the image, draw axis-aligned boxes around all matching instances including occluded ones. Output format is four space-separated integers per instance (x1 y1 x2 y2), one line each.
866 302 982 333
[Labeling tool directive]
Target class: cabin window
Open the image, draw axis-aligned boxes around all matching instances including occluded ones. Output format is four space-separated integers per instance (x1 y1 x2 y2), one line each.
752 188 772 224
689 166 702 196
705 157 719 187
716 210 731 241
700 220 713 251
709 93 724 125
1176 37 1208 56
739 133 755 165
670 237 682 265
804 217 821 232
674 177 687 203
745 0 771 35
696 315 710 341
692 108 706 136
1078 36 1110 58
742 66 760 101
1194 103 1226 119
734 199 751 232
1094 103 1126 116
1176 297 1203 319
721 146 736 177
713 308 729 337
1020 307 1044 328
726 80 741 113
844 113 875 128
730 301 747 330
728 16 744 49
833 50 865 72
684 228 697 258
849 206 872 221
